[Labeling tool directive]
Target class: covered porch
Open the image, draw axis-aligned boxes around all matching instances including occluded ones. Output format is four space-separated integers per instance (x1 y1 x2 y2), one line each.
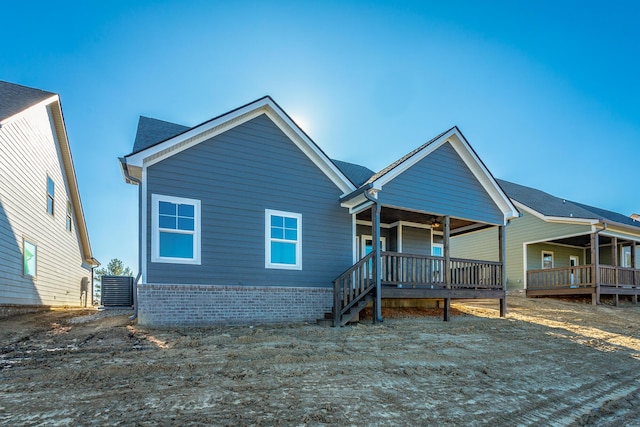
526 232 640 304
332 201 508 326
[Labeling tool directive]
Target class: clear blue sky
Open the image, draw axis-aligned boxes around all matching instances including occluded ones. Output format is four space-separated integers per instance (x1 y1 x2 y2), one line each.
3 0 639 271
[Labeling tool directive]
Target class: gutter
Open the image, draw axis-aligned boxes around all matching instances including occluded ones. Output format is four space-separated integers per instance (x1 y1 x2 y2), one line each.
363 189 383 323
119 158 143 321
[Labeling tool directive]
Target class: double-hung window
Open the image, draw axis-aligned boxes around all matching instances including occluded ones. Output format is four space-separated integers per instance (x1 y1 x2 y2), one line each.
265 209 301 270
152 194 201 264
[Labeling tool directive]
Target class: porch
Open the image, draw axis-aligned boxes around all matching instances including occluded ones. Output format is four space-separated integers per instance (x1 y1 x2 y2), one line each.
331 201 508 326
525 232 640 304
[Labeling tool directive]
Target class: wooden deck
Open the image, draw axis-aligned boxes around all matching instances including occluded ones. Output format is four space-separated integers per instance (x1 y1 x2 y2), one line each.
526 264 640 302
332 251 505 326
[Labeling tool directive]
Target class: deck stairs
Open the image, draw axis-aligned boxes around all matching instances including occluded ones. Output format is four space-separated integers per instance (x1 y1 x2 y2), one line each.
318 251 376 327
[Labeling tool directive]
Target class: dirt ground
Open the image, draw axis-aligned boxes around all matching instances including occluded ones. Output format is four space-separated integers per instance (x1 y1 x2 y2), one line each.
2 295 640 426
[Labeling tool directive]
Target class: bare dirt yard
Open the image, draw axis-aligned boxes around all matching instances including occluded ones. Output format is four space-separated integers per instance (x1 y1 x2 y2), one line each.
2 295 640 426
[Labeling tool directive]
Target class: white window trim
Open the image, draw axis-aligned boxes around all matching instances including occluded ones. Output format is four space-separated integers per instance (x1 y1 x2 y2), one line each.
542 250 554 269
265 209 302 270
151 194 201 265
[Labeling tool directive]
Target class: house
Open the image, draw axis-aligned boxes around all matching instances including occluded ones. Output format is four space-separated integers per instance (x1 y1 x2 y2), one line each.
120 96 519 326
451 179 640 304
0 81 98 311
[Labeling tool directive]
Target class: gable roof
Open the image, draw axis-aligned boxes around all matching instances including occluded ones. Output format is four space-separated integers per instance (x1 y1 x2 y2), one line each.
341 126 519 222
123 96 356 194
0 81 97 266
498 179 640 229
0 81 56 123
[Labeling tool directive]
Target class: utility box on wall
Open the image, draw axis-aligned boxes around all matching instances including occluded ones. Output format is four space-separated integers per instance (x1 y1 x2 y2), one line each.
101 276 133 307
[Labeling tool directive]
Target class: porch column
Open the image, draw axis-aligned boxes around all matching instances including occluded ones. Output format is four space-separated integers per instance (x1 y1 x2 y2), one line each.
612 236 619 306
591 232 600 305
499 225 507 317
632 241 637 304
443 216 451 321
372 202 383 323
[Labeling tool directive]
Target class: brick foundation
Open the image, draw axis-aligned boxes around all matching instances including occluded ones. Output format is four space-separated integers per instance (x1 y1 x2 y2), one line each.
136 283 333 327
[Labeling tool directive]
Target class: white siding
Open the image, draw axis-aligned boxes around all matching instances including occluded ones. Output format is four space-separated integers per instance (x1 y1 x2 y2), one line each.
0 104 90 306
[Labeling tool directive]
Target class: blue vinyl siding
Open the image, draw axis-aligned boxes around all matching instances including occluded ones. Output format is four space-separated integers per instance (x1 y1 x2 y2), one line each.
402 226 431 255
378 142 504 225
146 114 352 287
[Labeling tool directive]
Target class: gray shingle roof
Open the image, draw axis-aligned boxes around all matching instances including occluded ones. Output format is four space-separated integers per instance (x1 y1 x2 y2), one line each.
497 179 639 228
331 159 375 187
132 116 191 153
0 81 55 122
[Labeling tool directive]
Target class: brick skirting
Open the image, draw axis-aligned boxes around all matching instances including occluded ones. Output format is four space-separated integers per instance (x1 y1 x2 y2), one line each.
136 283 333 326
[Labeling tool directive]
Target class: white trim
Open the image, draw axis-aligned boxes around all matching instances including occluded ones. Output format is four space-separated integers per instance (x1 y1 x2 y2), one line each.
126 97 355 195
141 167 147 282
524 231 593 246
352 214 357 263
431 243 444 257
397 223 403 253
356 220 394 229
265 209 302 270
570 255 579 266
0 94 59 127
359 235 386 258
541 250 554 269
523 242 528 289
151 194 201 265
513 201 599 225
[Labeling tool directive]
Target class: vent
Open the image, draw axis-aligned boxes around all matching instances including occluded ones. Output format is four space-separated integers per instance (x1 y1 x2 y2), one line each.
101 275 133 307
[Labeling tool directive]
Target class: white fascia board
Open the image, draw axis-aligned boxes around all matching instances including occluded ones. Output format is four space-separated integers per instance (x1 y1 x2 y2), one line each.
0 94 59 127
513 201 598 226
125 97 355 195
600 223 640 240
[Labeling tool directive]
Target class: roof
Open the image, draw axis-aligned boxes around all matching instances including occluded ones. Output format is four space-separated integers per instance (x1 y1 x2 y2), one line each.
329 160 375 187
124 96 356 195
0 81 97 266
133 116 190 153
497 179 640 228
0 81 56 123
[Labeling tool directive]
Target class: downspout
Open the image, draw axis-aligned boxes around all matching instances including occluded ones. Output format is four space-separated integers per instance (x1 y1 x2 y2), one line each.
120 158 143 321
363 188 383 323
90 258 101 307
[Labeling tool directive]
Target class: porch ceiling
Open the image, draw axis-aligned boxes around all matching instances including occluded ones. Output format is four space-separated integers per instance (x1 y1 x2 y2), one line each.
357 206 493 236
551 234 623 247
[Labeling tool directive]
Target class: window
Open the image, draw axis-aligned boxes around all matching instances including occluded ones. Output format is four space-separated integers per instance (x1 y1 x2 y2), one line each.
66 201 72 232
23 239 37 277
46 176 54 215
542 251 554 269
151 194 201 264
266 209 301 269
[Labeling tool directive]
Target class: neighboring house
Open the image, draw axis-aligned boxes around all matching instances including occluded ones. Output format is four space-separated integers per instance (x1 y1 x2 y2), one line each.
451 179 640 304
0 81 98 309
120 96 519 326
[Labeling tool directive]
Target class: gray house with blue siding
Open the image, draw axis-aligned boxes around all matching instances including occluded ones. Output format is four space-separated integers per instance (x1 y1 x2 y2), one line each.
121 96 518 326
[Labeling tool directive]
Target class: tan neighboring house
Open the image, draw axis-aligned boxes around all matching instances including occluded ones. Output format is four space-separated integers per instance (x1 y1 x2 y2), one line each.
0 81 98 309
452 179 640 304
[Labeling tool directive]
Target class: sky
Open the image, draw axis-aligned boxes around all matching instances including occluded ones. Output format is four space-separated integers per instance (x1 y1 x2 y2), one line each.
2 0 639 272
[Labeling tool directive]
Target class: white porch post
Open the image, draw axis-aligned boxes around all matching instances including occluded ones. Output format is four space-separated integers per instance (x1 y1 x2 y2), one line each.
612 236 619 306
632 241 638 304
591 232 600 305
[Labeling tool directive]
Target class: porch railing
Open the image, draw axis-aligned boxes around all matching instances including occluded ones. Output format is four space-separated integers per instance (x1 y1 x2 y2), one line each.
380 252 503 289
332 251 376 326
527 264 640 290
600 265 638 288
527 265 593 290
